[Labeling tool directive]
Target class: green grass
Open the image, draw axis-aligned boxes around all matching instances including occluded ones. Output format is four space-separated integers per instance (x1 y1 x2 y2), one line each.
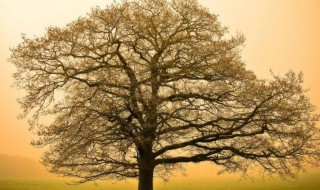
1 173 320 190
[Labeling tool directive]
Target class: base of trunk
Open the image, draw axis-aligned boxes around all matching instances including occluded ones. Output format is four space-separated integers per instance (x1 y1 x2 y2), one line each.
138 168 154 190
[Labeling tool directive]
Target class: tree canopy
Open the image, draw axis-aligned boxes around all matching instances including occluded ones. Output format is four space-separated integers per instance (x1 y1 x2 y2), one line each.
10 0 319 190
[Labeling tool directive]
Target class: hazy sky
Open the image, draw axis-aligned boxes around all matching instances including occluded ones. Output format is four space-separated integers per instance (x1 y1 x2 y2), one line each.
0 0 319 174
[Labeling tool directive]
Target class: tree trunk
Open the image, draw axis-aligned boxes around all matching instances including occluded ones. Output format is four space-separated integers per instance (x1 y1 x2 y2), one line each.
138 167 154 190
137 142 155 190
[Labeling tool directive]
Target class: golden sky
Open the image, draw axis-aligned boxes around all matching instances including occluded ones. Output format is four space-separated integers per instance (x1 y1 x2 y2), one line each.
0 0 320 176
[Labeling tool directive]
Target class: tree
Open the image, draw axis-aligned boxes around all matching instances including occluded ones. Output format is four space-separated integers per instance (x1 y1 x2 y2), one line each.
10 0 319 190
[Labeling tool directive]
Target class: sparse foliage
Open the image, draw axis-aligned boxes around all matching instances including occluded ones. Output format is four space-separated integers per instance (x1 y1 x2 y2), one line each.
10 0 319 190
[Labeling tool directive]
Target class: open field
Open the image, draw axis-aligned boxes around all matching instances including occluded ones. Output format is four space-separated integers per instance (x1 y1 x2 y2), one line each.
1 155 319 190
1 173 320 190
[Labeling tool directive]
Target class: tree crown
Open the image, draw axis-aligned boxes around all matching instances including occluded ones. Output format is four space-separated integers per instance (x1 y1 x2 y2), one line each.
10 0 319 183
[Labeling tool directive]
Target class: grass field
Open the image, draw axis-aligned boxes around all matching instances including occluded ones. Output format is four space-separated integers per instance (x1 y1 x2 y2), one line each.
1 155 319 189
1 173 320 190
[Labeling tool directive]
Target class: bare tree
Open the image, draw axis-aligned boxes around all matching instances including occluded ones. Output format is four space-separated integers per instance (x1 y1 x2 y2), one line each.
10 0 319 190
